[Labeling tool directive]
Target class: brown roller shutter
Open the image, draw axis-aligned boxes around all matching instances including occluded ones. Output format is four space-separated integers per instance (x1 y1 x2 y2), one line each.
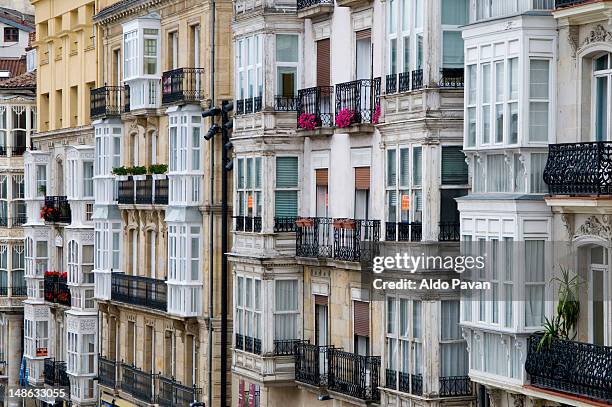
315 169 328 186
354 167 370 190
353 301 370 337
355 29 371 41
317 39 330 87
314 295 328 305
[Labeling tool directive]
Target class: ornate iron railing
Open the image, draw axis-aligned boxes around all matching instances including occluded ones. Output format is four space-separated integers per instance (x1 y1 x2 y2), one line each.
157 375 201 406
439 222 460 242
273 339 302 356
555 0 592 7
386 74 397 94
236 96 263 115
335 78 381 125
399 72 411 92
162 68 205 105
440 68 464 88
235 333 262 355
91 85 127 118
439 376 472 397
44 359 70 387
42 196 71 223
412 69 424 90
98 356 117 389
274 216 297 232
543 141 612 195
385 222 422 242
6 146 26 156
385 369 423 395
296 217 333 258
43 274 71 306
274 96 299 111
333 219 380 262
328 349 381 402
233 216 262 233
111 273 167 312
236 99 244 115
525 334 612 403
297 0 333 9
120 363 156 404
297 86 334 128
294 342 334 387
11 285 26 296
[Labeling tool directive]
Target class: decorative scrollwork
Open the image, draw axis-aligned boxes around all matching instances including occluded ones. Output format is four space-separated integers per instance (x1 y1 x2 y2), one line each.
575 215 612 240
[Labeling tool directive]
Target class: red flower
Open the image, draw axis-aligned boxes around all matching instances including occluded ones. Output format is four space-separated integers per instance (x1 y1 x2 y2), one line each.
298 113 317 130
335 108 355 128
372 105 381 124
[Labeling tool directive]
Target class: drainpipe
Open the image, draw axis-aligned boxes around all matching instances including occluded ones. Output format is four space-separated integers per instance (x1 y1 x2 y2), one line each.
208 0 216 406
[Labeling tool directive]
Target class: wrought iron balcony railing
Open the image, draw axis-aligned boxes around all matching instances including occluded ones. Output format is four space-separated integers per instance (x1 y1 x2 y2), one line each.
274 216 297 233
439 222 460 242
335 78 381 125
385 369 423 395
11 285 26 297
162 68 205 105
42 196 71 223
440 68 464 88
296 217 380 262
44 359 70 387
90 86 127 118
235 333 262 355
235 96 262 115
525 334 612 403
555 0 593 8
118 176 168 205
328 348 381 402
412 69 424 90
294 342 334 387
399 72 411 92
385 222 422 242
273 339 302 356
439 376 472 397
543 141 612 195
233 216 262 233
120 363 156 404
43 273 71 307
297 86 334 128
386 72 415 94
11 215 26 227
297 0 333 9
111 273 167 312
0 286 6 296
274 95 299 111
385 74 397 94
157 375 201 406
98 356 117 389
0 146 27 157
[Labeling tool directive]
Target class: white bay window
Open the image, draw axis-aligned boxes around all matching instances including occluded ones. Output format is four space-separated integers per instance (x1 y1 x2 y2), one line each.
167 224 202 317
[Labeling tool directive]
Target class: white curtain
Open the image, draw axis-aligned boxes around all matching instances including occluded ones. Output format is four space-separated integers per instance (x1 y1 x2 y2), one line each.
274 280 298 340
487 154 510 192
530 153 548 193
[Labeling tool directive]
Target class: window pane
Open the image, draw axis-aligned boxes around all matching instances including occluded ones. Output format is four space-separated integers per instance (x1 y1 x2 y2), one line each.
387 149 397 187
441 146 468 185
276 157 298 188
276 35 298 63
442 0 468 25
442 31 464 68
530 60 549 99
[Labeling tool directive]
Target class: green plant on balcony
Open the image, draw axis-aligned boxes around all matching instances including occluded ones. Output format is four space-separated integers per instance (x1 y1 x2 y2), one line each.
112 166 129 176
148 164 168 174
538 266 582 351
127 166 147 175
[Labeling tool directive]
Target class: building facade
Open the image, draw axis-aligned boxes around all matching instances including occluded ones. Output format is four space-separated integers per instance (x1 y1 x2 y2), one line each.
91 0 233 406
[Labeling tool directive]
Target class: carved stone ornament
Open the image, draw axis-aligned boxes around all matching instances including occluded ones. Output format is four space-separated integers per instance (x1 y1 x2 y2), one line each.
581 24 612 48
512 394 525 407
575 215 612 240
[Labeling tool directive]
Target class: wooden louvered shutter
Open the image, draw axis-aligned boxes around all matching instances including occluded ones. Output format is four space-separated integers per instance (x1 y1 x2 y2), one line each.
317 39 330 87
315 169 328 186
314 295 328 305
355 29 371 41
353 301 370 337
354 167 370 190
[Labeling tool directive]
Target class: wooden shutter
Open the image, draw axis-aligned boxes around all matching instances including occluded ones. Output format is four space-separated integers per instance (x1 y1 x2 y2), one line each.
315 169 328 186
441 146 468 185
354 167 370 190
353 301 370 337
314 295 328 305
355 29 371 41
317 39 330 87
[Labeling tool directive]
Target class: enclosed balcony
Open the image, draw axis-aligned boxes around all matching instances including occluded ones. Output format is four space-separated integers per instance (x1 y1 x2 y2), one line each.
157 375 202 407
297 0 333 18
44 359 70 387
120 363 155 404
43 272 71 307
161 68 205 105
543 141 612 195
111 273 167 312
525 334 612 403
335 78 381 127
90 86 128 119
297 86 334 131
42 196 71 224
117 176 168 205
98 356 117 389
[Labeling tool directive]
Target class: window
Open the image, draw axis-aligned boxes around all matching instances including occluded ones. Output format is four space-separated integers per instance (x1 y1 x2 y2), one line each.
481 64 491 144
466 65 477 147
143 29 159 75
508 58 519 144
486 154 510 192
235 275 262 351
529 59 550 142
494 61 505 143
274 280 299 340
123 31 138 80
0 176 6 224
12 245 24 295
441 146 468 185
441 0 468 68
386 146 422 226
0 245 6 295
525 240 545 327
236 157 262 227
83 161 94 197
35 164 47 197
276 35 299 98
275 157 298 218
440 301 469 377
168 225 201 283
386 297 422 390
236 35 263 100
530 153 548 193
387 0 417 75
4 27 18 43
168 31 178 70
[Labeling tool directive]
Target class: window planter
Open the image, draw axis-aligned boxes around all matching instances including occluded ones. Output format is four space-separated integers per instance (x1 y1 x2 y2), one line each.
132 174 147 181
296 217 314 227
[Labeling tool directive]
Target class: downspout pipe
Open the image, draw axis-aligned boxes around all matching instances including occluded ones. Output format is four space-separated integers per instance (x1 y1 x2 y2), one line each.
208 0 216 406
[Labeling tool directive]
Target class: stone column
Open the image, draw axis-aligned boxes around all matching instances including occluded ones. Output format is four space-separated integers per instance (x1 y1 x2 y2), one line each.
422 300 439 396
7 314 23 407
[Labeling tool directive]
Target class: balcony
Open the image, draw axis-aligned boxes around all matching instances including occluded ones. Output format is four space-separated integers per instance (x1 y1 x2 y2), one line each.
233 216 262 233
542 141 612 196
386 69 460 94
295 342 334 387
273 216 297 233
118 176 168 205
235 96 262 115
296 217 380 262
90 86 128 119
385 222 422 242
235 333 262 355
120 363 155 404
525 334 612 403
555 0 594 8
328 349 380 402
335 78 381 127
273 339 302 356
297 86 334 131
438 222 460 242
11 215 26 227
385 369 423 396
439 68 464 89
297 0 333 18
98 356 117 389
274 95 299 112
439 376 472 397
111 273 167 312
157 375 201 406
161 68 205 105
42 196 71 224
43 359 70 387
43 273 71 307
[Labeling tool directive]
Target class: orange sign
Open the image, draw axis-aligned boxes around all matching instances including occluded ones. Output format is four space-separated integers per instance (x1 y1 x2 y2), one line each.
36 347 48 357
401 194 410 211
247 194 253 209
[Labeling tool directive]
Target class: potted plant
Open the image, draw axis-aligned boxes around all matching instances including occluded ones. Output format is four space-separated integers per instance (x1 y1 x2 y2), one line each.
129 166 148 181
296 217 314 227
112 166 129 181
335 108 355 128
40 205 59 222
372 104 381 124
298 113 317 130
149 164 168 180
342 219 356 229
333 218 346 229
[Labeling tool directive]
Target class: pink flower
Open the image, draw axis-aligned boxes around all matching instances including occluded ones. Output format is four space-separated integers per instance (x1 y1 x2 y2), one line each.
372 105 381 124
298 113 317 130
335 108 355 128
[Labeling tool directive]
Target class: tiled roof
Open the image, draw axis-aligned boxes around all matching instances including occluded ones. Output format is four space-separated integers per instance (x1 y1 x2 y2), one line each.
0 7 34 31
0 70 35 88
0 57 26 78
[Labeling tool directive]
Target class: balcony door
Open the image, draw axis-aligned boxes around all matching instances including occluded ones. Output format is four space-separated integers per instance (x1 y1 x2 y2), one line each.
355 30 371 80
315 169 328 218
593 53 612 141
354 167 370 220
589 263 609 346
314 295 328 376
